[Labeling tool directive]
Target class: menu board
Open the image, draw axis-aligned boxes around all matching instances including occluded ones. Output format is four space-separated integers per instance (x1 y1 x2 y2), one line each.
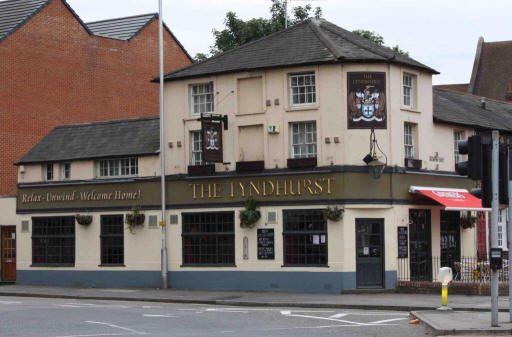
398 226 408 258
257 228 275 260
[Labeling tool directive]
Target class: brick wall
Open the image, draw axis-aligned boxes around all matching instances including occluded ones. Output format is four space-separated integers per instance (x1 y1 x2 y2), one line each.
0 0 191 196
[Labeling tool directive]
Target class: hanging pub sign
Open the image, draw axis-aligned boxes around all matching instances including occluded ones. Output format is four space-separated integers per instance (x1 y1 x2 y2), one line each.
201 117 223 162
347 72 387 129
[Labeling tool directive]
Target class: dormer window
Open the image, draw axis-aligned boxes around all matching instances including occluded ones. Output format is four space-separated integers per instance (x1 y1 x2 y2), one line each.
98 157 138 178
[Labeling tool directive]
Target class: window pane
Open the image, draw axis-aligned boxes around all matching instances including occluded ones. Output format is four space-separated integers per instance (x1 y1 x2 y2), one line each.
32 217 75 265
290 121 317 159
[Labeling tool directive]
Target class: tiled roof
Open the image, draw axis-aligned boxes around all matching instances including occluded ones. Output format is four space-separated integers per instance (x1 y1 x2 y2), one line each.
161 18 438 81
469 38 512 101
434 88 512 132
17 117 160 164
0 0 91 43
86 13 157 41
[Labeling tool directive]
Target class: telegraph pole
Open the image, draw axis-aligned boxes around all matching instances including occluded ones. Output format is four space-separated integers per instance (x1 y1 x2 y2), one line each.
508 136 512 322
158 0 168 289
491 130 499 326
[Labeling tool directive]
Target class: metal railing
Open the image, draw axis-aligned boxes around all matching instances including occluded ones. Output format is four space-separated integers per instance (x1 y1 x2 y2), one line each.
398 256 509 283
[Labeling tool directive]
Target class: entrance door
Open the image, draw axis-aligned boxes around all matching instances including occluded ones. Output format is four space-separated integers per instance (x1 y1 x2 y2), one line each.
1 227 16 281
356 218 384 288
441 211 461 271
409 209 432 281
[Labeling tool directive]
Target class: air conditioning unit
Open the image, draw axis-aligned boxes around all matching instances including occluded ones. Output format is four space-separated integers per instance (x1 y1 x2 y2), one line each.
268 125 280 134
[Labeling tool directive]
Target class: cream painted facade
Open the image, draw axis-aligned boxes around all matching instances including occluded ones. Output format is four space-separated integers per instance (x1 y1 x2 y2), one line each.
12 61 485 292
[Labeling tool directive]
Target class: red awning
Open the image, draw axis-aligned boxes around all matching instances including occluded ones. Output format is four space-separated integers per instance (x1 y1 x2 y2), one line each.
409 186 491 211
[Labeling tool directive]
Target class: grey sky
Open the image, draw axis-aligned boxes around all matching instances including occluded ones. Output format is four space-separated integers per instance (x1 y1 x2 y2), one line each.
67 0 512 85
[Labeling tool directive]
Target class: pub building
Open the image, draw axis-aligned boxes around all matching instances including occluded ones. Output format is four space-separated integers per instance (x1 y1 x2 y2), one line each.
14 18 512 292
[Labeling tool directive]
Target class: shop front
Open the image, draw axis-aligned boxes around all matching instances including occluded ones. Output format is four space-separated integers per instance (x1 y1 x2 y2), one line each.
15 168 480 293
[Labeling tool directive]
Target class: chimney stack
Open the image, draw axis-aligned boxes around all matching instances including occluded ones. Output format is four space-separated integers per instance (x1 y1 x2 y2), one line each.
480 97 486 109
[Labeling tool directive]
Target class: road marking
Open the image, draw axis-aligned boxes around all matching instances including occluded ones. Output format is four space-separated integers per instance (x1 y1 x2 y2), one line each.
0 300 22 304
142 305 161 309
329 313 348 318
369 317 408 324
47 333 125 337
85 321 146 335
261 323 398 331
143 314 176 318
205 308 248 313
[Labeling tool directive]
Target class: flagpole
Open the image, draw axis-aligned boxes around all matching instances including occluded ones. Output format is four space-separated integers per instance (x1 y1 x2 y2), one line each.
158 0 168 289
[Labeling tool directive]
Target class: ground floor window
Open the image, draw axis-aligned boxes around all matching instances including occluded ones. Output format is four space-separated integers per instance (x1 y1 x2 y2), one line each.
101 215 124 265
283 209 327 266
182 212 235 265
32 216 75 265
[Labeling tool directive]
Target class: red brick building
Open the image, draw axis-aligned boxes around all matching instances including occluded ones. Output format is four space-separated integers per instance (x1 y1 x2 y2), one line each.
0 0 192 196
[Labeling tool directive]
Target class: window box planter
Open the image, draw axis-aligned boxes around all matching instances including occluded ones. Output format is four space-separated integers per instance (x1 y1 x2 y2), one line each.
287 157 317 169
236 160 264 172
188 164 215 176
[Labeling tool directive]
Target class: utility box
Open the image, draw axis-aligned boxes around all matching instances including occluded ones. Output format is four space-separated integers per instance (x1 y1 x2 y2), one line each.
439 267 453 285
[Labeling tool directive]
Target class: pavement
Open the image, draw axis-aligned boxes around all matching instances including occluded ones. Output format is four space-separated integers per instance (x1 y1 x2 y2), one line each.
0 284 510 312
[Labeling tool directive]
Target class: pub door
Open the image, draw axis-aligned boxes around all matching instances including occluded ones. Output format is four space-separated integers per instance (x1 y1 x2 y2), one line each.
1 227 16 282
409 209 432 281
440 210 461 272
356 218 384 288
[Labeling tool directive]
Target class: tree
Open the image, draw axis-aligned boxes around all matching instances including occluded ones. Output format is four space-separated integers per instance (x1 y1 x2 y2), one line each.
193 53 209 63
207 0 322 56
352 29 409 56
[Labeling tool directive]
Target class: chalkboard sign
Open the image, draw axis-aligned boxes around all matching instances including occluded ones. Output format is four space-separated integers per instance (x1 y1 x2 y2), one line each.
398 226 408 258
258 228 275 260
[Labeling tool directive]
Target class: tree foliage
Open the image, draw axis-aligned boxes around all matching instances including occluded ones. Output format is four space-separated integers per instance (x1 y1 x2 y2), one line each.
352 29 409 56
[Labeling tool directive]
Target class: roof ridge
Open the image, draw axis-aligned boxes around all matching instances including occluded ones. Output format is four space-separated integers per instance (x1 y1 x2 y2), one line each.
307 19 343 59
54 116 159 129
85 12 157 25
318 20 393 60
161 20 311 80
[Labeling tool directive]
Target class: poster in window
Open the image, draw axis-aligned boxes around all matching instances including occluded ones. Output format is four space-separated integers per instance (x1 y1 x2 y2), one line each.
397 226 408 258
347 72 387 129
201 119 223 163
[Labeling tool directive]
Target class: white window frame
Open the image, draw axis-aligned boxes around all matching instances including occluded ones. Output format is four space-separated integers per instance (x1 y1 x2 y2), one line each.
290 121 317 159
454 131 463 165
404 123 415 159
190 82 214 116
403 74 414 109
44 163 53 181
61 162 71 180
97 157 138 178
190 130 203 166
289 72 316 107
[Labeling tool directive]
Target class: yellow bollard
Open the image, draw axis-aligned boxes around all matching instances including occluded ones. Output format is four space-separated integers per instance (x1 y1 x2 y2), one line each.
441 284 448 307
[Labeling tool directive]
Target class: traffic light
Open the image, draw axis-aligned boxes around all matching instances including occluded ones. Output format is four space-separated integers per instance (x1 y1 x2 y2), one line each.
456 135 482 180
499 144 509 204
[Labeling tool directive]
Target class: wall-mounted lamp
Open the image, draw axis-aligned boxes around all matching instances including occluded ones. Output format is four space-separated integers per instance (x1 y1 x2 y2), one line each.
362 128 388 179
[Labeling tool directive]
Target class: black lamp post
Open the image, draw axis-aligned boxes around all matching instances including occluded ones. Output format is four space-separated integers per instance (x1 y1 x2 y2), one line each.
362 128 387 179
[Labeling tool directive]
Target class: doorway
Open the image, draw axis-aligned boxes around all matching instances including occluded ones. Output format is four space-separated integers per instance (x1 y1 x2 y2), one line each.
409 209 432 281
356 218 384 288
1 227 16 282
440 210 461 271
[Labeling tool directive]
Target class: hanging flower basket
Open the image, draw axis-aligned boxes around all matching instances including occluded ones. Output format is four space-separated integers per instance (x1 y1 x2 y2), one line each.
75 214 92 226
239 198 261 229
460 211 477 229
126 206 145 234
322 206 344 222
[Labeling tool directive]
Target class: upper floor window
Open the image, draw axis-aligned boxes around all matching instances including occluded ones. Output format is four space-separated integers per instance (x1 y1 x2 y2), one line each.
403 74 414 108
190 82 214 115
44 163 53 181
190 131 203 166
290 72 316 106
454 131 463 165
98 157 138 178
62 162 71 180
404 123 415 159
290 121 317 159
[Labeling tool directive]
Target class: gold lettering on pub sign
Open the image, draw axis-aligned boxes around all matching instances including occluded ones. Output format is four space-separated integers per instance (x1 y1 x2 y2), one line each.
21 189 142 204
189 178 334 200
